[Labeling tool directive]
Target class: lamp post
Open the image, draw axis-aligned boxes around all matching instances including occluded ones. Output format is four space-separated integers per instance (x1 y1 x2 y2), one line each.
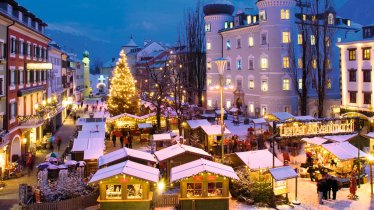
23 138 27 155
368 155 374 196
213 58 227 161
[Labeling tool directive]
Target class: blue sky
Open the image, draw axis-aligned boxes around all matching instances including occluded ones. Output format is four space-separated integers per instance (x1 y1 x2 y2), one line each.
17 0 348 63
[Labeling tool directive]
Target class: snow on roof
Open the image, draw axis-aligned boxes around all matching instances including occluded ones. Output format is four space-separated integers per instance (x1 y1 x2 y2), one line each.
365 132 374 138
271 112 294 121
323 134 357 143
138 123 153 129
154 144 212 162
72 129 105 160
269 166 298 181
152 133 171 141
322 142 367 161
81 123 106 131
215 110 227 115
98 147 156 167
224 119 248 139
170 158 238 182
186 119 211 129
235 149 283 170
200 125 231 136
251 118 267 124
301 137 329 145
76 130 105 140
89 160 160 184
294 116 315 121
229 107 238 112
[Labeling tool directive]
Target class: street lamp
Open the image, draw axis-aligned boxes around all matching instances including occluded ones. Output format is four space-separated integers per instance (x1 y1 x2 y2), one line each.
23 138 27 155
213 58 227 161
368 154 374 196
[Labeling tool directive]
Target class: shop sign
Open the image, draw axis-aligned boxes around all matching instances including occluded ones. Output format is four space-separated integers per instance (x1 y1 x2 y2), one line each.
26 63 53 70
278 118 357 138
206 175 217 181
193 176 203 181
273 180 287 195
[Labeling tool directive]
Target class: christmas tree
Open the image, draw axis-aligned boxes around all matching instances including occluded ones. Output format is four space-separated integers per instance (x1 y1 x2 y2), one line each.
108 50 139 116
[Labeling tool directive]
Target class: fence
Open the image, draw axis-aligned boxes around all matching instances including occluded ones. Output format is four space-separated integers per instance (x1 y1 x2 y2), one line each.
21 191 99 210
153 194 179 208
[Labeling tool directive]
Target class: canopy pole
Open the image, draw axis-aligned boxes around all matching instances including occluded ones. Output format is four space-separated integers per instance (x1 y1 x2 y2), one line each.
292 177 300 205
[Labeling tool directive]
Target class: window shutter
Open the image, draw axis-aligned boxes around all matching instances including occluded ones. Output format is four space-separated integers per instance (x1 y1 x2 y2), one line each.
15 40 19 54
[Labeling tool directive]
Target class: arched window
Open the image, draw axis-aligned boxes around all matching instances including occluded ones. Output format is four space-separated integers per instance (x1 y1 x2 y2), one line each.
328 13 334 25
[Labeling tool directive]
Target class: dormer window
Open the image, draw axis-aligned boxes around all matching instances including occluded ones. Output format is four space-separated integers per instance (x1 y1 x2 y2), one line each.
205 23 211 32
347 20 351 26
229 21 234 28
328 13 334 25
253 16 257 23
224 21 228 29
247 15 252 24
259 10 267 22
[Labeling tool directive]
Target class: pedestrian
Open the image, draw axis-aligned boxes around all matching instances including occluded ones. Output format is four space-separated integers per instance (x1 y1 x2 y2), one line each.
326 175 332 200
317 179 324 204
112 132 116 147
125 136 129 148
128 135 133 148
349 171 358 200
56 136 62 151
331 177 339 200
26 153 34 176
233 139 238 152
322 178 328 200
73 113 77 124
308 166 315 182
119 135 124 148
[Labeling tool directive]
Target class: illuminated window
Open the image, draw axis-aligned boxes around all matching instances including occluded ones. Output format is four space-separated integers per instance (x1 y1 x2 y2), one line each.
106 185 122 200
207 79 212 86
247 15 252 24
207 42 211 50
311 35 315 45
283 57 290 68
248 36 254 47
282 32 290 43
205 23 211 32
208 182 223 197
261 80 268 91
326 79 332 89
253 16 257 23
326 60 331 69
261 57 268 69
312 59 317 69
229 21 234 28
363 48 371 60
224 21 228 29
312 15 316 22
347 20 351 26
281 9 290 20
226 100 231 108
282 78 290 90
302 14 306 21
249 103 254 113
187 183 202 197
325 38 330 47
348 49 356 61
259 10 267 21
207 99 212 107
226 78 231 86
236 59 242 70
284 106 290 113
207 62 212 70
328 13 334 25
298 34 302 45
261 106 267 115
226 40 231 50
298 58 303 68
249 80 254 89
298 78 302 90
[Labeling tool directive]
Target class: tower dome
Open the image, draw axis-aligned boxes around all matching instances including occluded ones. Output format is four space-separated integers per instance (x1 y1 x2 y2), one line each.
83 50 89 58
203 0 234 16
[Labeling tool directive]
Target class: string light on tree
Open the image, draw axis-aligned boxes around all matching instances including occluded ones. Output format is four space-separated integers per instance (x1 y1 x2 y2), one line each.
107 50 139 116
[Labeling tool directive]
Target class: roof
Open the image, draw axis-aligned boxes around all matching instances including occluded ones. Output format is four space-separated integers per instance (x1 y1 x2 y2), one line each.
235 149 283 170
365 132 374 138
322 142 367 161
269 166 298 181
98 147 156 167
138 123 153 129
154 144 212 162
170 158 239 182
294 116 315 121
186 119 211 129
153 133 171 141
215 110 227 115
123 36 138 47
251 118 267 124
323 134 357 143
109 112 157 121
201 125 231 135
301 137 329 145
271 112 294 121
88 160 160 183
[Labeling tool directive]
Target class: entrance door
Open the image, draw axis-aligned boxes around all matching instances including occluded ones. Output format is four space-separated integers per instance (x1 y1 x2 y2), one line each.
10 136 21 162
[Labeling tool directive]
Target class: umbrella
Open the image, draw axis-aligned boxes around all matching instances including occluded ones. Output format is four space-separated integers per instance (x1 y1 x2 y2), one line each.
47 164 59 170
37 162 51 170
46 157 58 162
65 160 77 165
46 152 59 158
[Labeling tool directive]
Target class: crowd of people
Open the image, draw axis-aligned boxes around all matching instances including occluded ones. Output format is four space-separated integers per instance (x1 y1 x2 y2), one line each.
110 130 133 149
316 174 341 204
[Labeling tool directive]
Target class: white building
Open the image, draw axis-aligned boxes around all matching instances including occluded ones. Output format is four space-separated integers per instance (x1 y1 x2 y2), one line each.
67 52 84 102
204 0 359 117
48 41 64 101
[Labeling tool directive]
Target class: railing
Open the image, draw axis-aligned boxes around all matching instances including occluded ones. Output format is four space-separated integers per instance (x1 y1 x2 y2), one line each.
21 191 99 210
153 194 179 208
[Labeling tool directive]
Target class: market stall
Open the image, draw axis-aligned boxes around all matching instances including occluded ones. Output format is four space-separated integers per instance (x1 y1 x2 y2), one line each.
151 133 173 152
89 160 160 210
269 166 298 200
170 158 239 210
185 119 211 142
200 125 231 154
234 149 283 170
98 147 156 168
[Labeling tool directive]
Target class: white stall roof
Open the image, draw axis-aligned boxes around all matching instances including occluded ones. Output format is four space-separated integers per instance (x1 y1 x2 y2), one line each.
322 142 367 161
89 160 160 183
152 133 172 141
229 107 238 112
215 110 227 115
154 144 211 162
366 132 374 138
138 123 153 129
251 118 267 124
235 149 283 170
269 166 298 181
98 147 156 167
201 125 231 136
81 123 106 131
294 115 315 121
302 137 329 145
170 158 239 182
271 112 294 121
186 119 211 129
77 130 105 139
324 134 357 143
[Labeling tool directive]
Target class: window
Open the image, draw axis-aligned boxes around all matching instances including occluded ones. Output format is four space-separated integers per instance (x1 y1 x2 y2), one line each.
363 70 371 82
326 79 332 89
363 48 371 60
248 36 254 47
298 34 302 45
208 182 223 197
229 21 233 28
281 9 290 20
283 78 290 90
325 38 330 47
27 42 31 56
249 79 254 89
259 10 267 21
226 78 231 86
224 21 228 29
283 57 290 68
236 59 242 70
349 70 356 82
19 69 23 84
261 80 268 91
284 106 290 113
312 59 317 69
364 92 371 105
10 37 16 54
247 15 252 24
0 77 3 95
19 40 24 56
106 184 122 200
326 60 331 69
298 58 303 68
226 100 231 108
349 91 357 103
311 35 315 45
249 103 254 113
127 184 143 199
237 78 242 89
298 78 303 90
348 49 356 61
282 32 290 43
253 16 257 23
261 106 267 116
312 15 316 22
206 42 211 50
236 39 241 48
302 14 306 21
207 99 212 107
261 57 268 69
328 13 334 25
261 33 267 45
207 62 212 70
10 102 17 120
205 23 211 32
207 79 212 86
33 44 37 59
248 59 254 70
347 20 351 26
226 40 231 50
10 69 15 86
226 61 231 70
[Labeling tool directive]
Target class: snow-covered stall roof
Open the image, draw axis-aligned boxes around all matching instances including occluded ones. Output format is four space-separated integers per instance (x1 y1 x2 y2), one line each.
80 122 106 131
251 118 267 124
76 130 105 140
72 136 105 160
323 134 357 143
235 149 283 170
154 144 212 162
301 137 329 145
88 160 160 184
270 112 294 121
229 107 238 112
365 132 374 138
200 125 231 136
322 142 367 161
170 158 239 182
138 123 153 129
269 166 298 181
186 119 211 129
294 115 315 121
98 147 156 167
152 133 172 141
215 110 227 115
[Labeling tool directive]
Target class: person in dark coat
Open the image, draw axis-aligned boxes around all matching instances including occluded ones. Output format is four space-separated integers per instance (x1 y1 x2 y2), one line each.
119 135 124 148
331 177 339 200
112 133 116 147
128 135 133 148
308 166 315 181
326 175 332 200
317 179 324 204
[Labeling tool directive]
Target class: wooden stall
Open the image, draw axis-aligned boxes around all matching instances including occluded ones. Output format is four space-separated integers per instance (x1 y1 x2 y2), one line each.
170 158 239 210
200 125 231 154
98 147 156 168
89 160 159 210
185 119 211 144
269 166 298 202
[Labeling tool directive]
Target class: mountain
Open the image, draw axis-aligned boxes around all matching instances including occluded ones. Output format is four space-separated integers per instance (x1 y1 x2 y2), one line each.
338 0 374 26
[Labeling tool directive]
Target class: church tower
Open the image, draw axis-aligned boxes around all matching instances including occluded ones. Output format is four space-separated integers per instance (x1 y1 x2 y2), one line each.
82 50 91 97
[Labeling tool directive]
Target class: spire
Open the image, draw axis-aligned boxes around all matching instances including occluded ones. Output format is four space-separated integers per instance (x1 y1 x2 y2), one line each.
124 35 138 47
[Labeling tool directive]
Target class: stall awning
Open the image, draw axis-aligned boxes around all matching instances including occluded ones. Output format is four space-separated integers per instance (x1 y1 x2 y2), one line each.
251 118 267 124
365 132 374 138
200 125 231 136
170 158 239 182
138 123 153 129
271 112 294 121
294 115 315 121
98 147 156 167
235 149 283 170
186 119 211 129
229 107 238 112
269 166 298 181
323 134 357 143
215 110 227 115
154 143 212 162
152 133 171 141
301 137 329 145
88 160 160 184
322 142 368 161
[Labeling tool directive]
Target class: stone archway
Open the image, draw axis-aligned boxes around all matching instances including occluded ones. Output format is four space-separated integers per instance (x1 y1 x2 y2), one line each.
10 135 21 162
